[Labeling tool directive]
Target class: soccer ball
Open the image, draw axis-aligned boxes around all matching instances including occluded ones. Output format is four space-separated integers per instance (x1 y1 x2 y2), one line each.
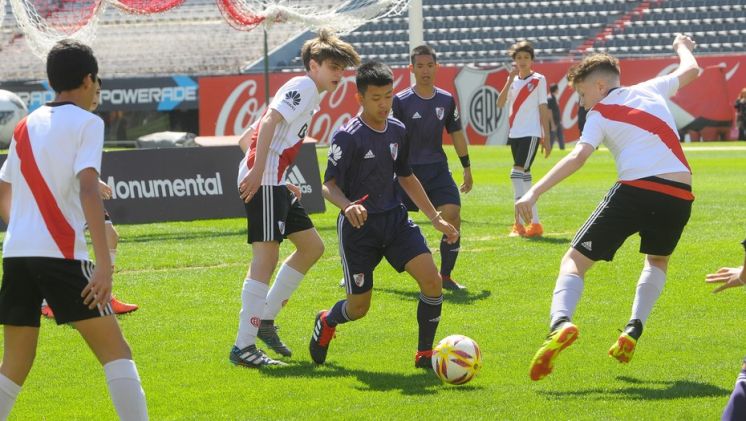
0 90 28 148
431 334 482 385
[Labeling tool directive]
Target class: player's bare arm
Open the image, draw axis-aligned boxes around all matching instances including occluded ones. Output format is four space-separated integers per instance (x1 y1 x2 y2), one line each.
79 168 113 310
398 174 459 244
496 65 518 108
671 34 700 88
98 178 112 200
237 125 255 154
322 177 367 229
450 130 473 193
0 180 11 224
239 109 284 203
539 103 552 157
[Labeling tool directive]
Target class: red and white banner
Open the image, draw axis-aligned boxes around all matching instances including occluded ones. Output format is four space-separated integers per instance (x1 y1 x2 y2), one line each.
199 54 746 144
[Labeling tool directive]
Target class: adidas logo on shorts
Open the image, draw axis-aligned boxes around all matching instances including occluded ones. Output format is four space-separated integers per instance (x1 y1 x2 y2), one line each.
581 241 592 251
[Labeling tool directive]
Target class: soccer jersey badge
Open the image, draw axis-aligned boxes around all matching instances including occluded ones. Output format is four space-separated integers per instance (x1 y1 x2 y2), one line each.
353 273 365 287
390 143 398 160
435 107 445 121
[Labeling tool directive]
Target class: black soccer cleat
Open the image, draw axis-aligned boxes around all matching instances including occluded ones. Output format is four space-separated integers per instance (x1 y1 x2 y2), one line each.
415 350 434 369
441 275 466 291
229 345 286 368
257 321 292 357
309 311 336 364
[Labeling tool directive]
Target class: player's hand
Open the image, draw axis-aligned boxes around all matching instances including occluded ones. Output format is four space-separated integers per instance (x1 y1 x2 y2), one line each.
508 63 519 79
540 136 551 158
460 167 473 193
672 34 696 52
432 216 459 244
287 182 302 201
515 190 537 224
344 204 367 229
705 266 745 293
81 265 113 310
239 168 262 203
98 180 112 200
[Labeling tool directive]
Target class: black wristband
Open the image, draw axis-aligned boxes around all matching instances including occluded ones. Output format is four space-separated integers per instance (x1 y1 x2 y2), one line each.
459 154 471 168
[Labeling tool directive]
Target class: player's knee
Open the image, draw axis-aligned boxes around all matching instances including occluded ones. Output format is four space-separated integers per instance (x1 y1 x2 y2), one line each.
645 255 669 271
346 300 370 319
420 276 442 295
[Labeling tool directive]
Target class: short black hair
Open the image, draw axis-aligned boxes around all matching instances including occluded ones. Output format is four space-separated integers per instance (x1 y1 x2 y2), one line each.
46 40 98 93
410 45 437 65
509 40 535 60
356 61 393 94
550 83 559 93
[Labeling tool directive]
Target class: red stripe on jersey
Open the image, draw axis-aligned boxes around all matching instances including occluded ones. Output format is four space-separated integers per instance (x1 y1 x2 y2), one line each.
593 103 691 172
247 109 269 170
620 179 694 201
509 78 540 129
13 118 76 259
277 141 303 184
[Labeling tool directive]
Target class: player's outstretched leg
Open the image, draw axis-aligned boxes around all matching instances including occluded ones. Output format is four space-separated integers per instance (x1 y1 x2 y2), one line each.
722 357 746 421
309 293 366 364
523 171 543 237
509 168 527 237
438 204 466 291
608 319 641 363
406 254 443 369
529 317 578 381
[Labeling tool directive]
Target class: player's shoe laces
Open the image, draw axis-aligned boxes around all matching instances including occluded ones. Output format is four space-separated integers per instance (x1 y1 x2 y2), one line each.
229 344 286 368
309 310 336 364
526 223 544 238
257 321 292 357
441 275 467 291
509 223 526 237
415 350 434 369
41 304 55 319
529 319 579 381
110 296 139 315
609 319 642 363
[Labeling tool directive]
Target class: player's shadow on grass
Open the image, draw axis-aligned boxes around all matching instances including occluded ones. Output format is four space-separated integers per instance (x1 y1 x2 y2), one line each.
260 361 483 396
523 236 571 244
120 229 242 243
375 287 491 305
540 375 729 400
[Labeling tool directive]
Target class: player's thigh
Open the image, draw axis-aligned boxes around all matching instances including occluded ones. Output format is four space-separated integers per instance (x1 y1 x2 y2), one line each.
243 185 291 245
0 325 40 385
383 209 432 275
0 258 44 328
437 203 461 228
427 164 461 211
639 194 693 257
249 241 281 282
404 253 441 297
338 214 383 296
73 315 132 365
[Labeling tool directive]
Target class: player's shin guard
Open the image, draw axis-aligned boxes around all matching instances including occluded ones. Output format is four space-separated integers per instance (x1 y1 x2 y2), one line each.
630 266 666 325
0 373 20 420
325 300 352 327
104 359 148 421
439 236 460 277
549 274 584 329
262 264 304 322
723 363 746 421
417 293 443 351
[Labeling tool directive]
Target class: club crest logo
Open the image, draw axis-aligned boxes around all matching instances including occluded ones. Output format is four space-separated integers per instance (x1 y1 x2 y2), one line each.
435 107 445 121
278 221 285 235
353 273 365 287
389 143 398 160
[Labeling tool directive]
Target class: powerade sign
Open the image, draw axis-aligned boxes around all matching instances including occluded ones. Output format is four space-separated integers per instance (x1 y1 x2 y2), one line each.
0 76 198 112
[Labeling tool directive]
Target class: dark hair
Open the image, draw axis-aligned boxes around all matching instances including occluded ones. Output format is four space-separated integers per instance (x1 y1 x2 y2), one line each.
509 40 535 60
46 39 98 93
97 77 103 88
410 44 437 65
567 53 620 86
301 29 360 71
356 61 393 94
549 83 558 93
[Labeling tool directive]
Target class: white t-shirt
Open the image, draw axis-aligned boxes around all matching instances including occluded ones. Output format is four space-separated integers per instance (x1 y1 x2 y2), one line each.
237 76 321 186
508 72 548 138
0 103 104 260
579 74 690 181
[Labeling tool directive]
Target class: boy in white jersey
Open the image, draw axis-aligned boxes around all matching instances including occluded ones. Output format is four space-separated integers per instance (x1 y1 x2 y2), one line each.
497 40 551 238
0 40 147 419
230 30 360 368
517 34 700 381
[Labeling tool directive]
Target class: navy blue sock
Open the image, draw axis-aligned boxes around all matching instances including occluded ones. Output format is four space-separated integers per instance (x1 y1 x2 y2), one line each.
417 293 443 351
440 235 460 277
325 299 352 327
723 365 746 421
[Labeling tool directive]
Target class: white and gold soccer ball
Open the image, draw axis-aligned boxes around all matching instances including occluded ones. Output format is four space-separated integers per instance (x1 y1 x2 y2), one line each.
432 334 482 385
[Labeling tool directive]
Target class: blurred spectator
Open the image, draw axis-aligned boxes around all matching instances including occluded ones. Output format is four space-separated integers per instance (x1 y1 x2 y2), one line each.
547 84 564 150
735 88 746 141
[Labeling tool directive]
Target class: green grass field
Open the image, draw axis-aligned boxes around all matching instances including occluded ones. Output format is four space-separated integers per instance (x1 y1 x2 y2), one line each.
2 143 746 420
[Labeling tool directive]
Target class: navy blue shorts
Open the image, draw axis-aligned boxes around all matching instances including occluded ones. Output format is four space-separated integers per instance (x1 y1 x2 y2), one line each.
397 161 460 211
337 205 431 295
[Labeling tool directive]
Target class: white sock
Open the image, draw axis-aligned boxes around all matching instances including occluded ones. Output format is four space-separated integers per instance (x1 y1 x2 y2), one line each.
523 172 540 224
0 374 20 421
550 273 584 328
261 264 304 321
103 359 148 421
510 169 526 224
235 279 269 349
630 266 666 324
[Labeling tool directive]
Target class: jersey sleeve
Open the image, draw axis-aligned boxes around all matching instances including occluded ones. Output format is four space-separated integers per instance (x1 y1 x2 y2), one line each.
445 96 463 133
394 128 413 177
74 117 104 176
636 74 680 98
324 130 355 189
577 112 604 148
270 78 317 124
391 95 403 121
538 76 548 105
0 140 17 183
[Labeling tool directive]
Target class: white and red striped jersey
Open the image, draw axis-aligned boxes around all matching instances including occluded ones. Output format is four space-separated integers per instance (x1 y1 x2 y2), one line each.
507 72 548 138
237 76 320 186
579 74 690 181
0 103 104 260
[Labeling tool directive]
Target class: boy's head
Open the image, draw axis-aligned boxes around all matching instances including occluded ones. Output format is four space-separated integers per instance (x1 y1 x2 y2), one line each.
90 77 102 112
567 53 621 110
509 40 534 71
409 45 438 86
46 40 99 109
356 61 394 124
550 83 559 95
301 29 360 93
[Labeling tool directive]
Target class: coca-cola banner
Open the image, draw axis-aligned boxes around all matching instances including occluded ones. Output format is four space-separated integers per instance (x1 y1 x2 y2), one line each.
199 54 745 145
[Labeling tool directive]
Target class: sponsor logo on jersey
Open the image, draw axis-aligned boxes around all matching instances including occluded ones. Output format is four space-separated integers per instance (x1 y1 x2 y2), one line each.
435 107 445 120
328 143 342 165
284 90 302 108
389 143 399 160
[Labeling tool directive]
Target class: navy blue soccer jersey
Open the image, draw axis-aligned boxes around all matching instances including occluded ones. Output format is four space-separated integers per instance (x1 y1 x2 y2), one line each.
324 116 412 214
392 87 462 165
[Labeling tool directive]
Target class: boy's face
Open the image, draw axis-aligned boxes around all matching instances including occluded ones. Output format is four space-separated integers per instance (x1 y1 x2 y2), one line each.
313 59 346 93
410 54 437 86
357 83 393 125
90 78 101 112
574 75 607 110
513 51 533 72
80 73 98 111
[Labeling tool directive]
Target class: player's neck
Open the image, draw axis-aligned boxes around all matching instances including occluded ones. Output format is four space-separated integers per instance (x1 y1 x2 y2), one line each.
54 92 88 110
518 69 533 79
414 84 435 98
360 113 386 132
306 73 326 93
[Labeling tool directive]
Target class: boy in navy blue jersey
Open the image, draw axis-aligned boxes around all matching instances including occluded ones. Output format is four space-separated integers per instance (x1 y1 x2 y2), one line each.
392 45 472 291
310 61 459 368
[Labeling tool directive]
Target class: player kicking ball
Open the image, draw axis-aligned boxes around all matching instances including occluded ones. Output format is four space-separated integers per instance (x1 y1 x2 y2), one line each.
519 34 700 381
309 61 459 369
